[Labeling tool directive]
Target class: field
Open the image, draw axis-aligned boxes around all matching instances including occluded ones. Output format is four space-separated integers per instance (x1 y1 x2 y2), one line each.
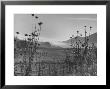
14 14 97 76
14 45 97 76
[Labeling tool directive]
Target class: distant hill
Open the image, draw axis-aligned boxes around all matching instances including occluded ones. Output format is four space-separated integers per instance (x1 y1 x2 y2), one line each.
39 42 62 48
64 33 96 43
14 33 97 49
63 32 97 47
39 33 97 48
14 38 62 49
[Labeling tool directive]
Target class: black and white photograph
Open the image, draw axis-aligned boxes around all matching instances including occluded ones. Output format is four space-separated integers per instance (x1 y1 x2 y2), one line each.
2 2 107 85
14 14 97 76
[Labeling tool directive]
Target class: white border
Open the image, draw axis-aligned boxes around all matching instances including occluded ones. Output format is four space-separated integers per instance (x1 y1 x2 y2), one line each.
5 5 106 85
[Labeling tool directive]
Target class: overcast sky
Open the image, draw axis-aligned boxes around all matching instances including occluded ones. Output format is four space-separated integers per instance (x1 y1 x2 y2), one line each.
14 14 97 42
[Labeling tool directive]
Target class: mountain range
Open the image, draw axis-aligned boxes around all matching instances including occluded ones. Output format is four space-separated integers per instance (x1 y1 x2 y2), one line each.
39 32 97 48
15 33 97 48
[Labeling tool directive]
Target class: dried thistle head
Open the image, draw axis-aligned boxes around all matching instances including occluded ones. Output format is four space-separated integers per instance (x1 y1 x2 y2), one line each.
90 26 92 29
84 26 87 28
70 37 72 39
35 16 38 19
32 14 34 16
38 22 43 26
16 32 20 34
77 30 79 34
25 34 28 36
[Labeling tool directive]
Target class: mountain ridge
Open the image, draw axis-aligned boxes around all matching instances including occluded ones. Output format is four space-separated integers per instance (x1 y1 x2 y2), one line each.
15 33 97 48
